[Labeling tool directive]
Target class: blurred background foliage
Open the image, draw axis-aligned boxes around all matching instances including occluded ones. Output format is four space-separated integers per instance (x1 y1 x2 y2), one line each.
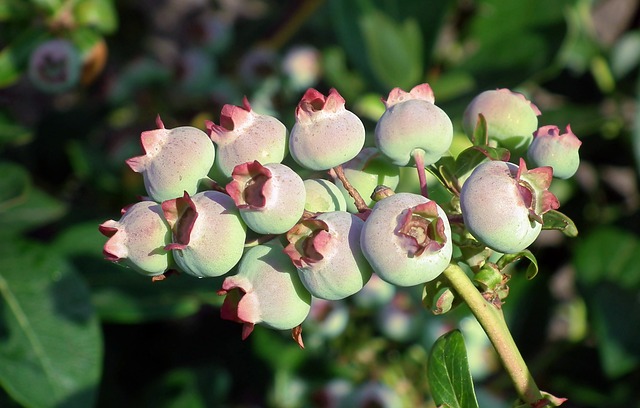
1 0 640 407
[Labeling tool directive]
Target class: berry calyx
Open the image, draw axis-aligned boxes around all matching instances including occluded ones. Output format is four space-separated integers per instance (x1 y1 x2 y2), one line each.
99 200 172 277
126 116 215 202
284 211 372 300
289 88 365 170
528 125 582 179
459 159 559 253
360 193 453 287
226 161 306 234
162 190 246 278
206 96 288 178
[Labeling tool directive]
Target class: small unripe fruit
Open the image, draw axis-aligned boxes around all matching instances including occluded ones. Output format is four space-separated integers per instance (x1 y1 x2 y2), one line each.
207 97 288 178
360 193 453 287
99 201 172 276
375 83 453 166
285 211 372 300
162 191 246 278
28 39 81 93
289 88 365 170
218 240 312 339
463 88 541 156
226 161 306 234
127 117 215 202
332 147 400 213
303 178 347 213
528 125 581 179
459 159 559 253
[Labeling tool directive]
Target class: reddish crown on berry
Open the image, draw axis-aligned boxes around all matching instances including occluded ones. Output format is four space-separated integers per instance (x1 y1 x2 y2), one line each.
289 88 365 170
99 200 172 277
126 116 215 202
206 96 288 178
162 190 246 278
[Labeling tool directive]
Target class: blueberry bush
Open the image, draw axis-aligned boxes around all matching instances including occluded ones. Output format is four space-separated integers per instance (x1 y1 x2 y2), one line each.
2 1 640 407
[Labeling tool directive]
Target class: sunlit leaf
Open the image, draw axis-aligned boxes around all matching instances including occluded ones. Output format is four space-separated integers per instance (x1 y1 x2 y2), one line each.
0 27 49 88
427 330 479 408
497 249 539 279
53 221 220 323
542 209 578 237
360 10 423 89
0 240 102 408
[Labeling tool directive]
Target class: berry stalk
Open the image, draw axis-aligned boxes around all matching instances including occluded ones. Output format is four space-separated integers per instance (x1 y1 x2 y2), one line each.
442 264 546 406
413 150 429 198
332 164 369 213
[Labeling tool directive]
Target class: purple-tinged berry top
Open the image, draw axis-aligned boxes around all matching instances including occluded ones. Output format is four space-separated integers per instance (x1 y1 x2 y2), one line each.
374 83 453 167
382 83 435 108
226 161 306 234
515 158 560 223
528 125 582 179
226 160 271 209
206 97 287 178
289 88 365 170
126 116 215 202
396 201 447 256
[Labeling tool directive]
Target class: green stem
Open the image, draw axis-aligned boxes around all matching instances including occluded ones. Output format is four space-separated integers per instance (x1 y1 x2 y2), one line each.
443 264 543 405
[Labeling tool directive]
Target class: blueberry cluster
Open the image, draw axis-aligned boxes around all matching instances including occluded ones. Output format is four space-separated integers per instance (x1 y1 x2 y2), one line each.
100 85 580 345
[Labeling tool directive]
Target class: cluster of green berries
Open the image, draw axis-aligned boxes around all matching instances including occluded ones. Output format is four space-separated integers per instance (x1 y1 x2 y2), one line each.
100 85 581 345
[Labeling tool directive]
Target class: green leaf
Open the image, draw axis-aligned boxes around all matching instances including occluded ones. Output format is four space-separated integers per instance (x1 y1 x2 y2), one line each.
28 0 63 14
68 26 103 57
73 0 118 34
0 27 49 88
359 10 423 89
427 330 479 408
0 171 66 234
611 31 640 79
471 113 488 146
574 228 640 378
0 162 29 211
454 145 510 179
574 227 640 289
53 221 223 323
587 282 640 378
0 0 31 21
496 249 539 280
0 239 102 408
542 209 578 237
251 326 306 372
0 112 32 147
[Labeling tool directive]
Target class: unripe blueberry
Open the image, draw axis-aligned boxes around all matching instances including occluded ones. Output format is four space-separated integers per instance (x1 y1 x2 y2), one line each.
332 147 400 213
126 117 215 202
459 159 559 253
305 298 349 340
289 88 365 170
360 193 453 287
28 39 81 93
376 291 424 342
352 273 396 309
162 191 246 278
303 178 347 213
99 201 172 276
284 211 372 300
206 97 288 178
218 240 312 339
528 125 582 179
463 89 541 156
342 381 403 408
282 45 321 90
226 161 306 234
375 83 453 166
